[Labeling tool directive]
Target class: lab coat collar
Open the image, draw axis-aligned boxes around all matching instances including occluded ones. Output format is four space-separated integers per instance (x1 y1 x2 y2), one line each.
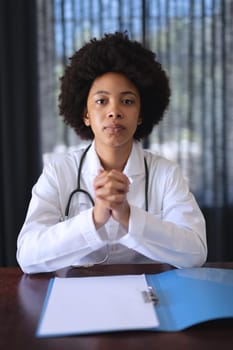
123 141 145 176
81 141 145 177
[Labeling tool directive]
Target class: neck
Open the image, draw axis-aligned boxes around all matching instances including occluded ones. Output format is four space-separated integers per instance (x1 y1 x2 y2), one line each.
95 143 133 171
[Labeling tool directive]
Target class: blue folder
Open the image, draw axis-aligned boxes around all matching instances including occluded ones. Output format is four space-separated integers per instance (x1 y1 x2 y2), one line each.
146 267 233 331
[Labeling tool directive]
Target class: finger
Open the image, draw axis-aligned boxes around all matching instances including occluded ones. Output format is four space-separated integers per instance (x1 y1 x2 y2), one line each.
107 170 130 185
96 169 130 186
96 192 127 205
94 175 128 194
95 181 129 198
94 170 109 189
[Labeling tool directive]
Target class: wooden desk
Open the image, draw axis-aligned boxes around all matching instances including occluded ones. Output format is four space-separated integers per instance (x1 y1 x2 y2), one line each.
0 263 233 350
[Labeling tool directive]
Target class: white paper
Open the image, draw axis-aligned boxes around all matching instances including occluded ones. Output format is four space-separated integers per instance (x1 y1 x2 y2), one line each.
37 274 159 336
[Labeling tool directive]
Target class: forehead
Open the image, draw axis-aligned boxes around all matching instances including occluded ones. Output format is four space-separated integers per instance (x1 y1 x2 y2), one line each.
89 72 139 94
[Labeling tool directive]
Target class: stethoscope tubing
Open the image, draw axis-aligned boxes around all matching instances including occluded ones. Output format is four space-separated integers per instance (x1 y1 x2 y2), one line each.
65 144 149 218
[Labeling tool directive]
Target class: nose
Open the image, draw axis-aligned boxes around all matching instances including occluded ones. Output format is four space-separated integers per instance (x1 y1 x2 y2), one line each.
107 111 122 119
107 102 123 119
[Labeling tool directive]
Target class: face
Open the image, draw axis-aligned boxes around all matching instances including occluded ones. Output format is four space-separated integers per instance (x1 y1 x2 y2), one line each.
84 72 141 151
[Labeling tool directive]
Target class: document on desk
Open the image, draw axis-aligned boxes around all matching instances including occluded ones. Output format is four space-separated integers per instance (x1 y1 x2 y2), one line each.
37 267 233 337
37 274 159 337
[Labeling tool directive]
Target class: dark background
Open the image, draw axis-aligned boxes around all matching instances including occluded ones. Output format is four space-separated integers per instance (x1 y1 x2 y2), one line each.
0 0 232 266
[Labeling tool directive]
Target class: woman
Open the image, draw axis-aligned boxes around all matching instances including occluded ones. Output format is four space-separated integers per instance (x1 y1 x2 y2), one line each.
17 32 207 273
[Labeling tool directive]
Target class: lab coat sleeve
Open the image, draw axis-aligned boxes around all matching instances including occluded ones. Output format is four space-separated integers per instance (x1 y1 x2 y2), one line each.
118 165 207 268
16 162 106 274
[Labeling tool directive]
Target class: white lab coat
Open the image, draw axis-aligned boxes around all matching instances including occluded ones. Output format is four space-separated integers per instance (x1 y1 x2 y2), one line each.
17 141 207 273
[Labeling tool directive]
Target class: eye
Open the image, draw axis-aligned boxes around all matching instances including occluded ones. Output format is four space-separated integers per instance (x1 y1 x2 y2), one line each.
96 98 106 105
122 98 134 105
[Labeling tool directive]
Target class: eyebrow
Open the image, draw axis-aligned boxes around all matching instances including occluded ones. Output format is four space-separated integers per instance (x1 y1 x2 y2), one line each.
93 90 138 96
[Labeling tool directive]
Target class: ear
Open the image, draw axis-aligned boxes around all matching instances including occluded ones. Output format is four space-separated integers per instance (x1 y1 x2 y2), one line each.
137 116 142 125
83 111 90 126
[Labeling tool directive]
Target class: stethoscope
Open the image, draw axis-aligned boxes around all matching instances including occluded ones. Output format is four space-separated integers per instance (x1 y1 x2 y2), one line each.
64 144 149 219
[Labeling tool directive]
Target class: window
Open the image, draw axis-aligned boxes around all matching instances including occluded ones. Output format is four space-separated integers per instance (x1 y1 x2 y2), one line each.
37 0 233 207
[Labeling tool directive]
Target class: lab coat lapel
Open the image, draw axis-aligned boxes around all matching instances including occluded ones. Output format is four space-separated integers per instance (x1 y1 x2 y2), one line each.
123 142 146 209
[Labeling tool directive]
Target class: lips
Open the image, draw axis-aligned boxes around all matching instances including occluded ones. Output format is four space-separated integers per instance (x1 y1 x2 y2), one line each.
103 124 125 132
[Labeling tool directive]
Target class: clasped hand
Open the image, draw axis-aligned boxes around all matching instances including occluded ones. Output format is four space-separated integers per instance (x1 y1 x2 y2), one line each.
93 169 130 229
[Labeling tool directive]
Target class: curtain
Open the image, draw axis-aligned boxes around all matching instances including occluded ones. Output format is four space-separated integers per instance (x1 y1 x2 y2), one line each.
0 0 42 266
147 0 233 261
43 0 233 262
